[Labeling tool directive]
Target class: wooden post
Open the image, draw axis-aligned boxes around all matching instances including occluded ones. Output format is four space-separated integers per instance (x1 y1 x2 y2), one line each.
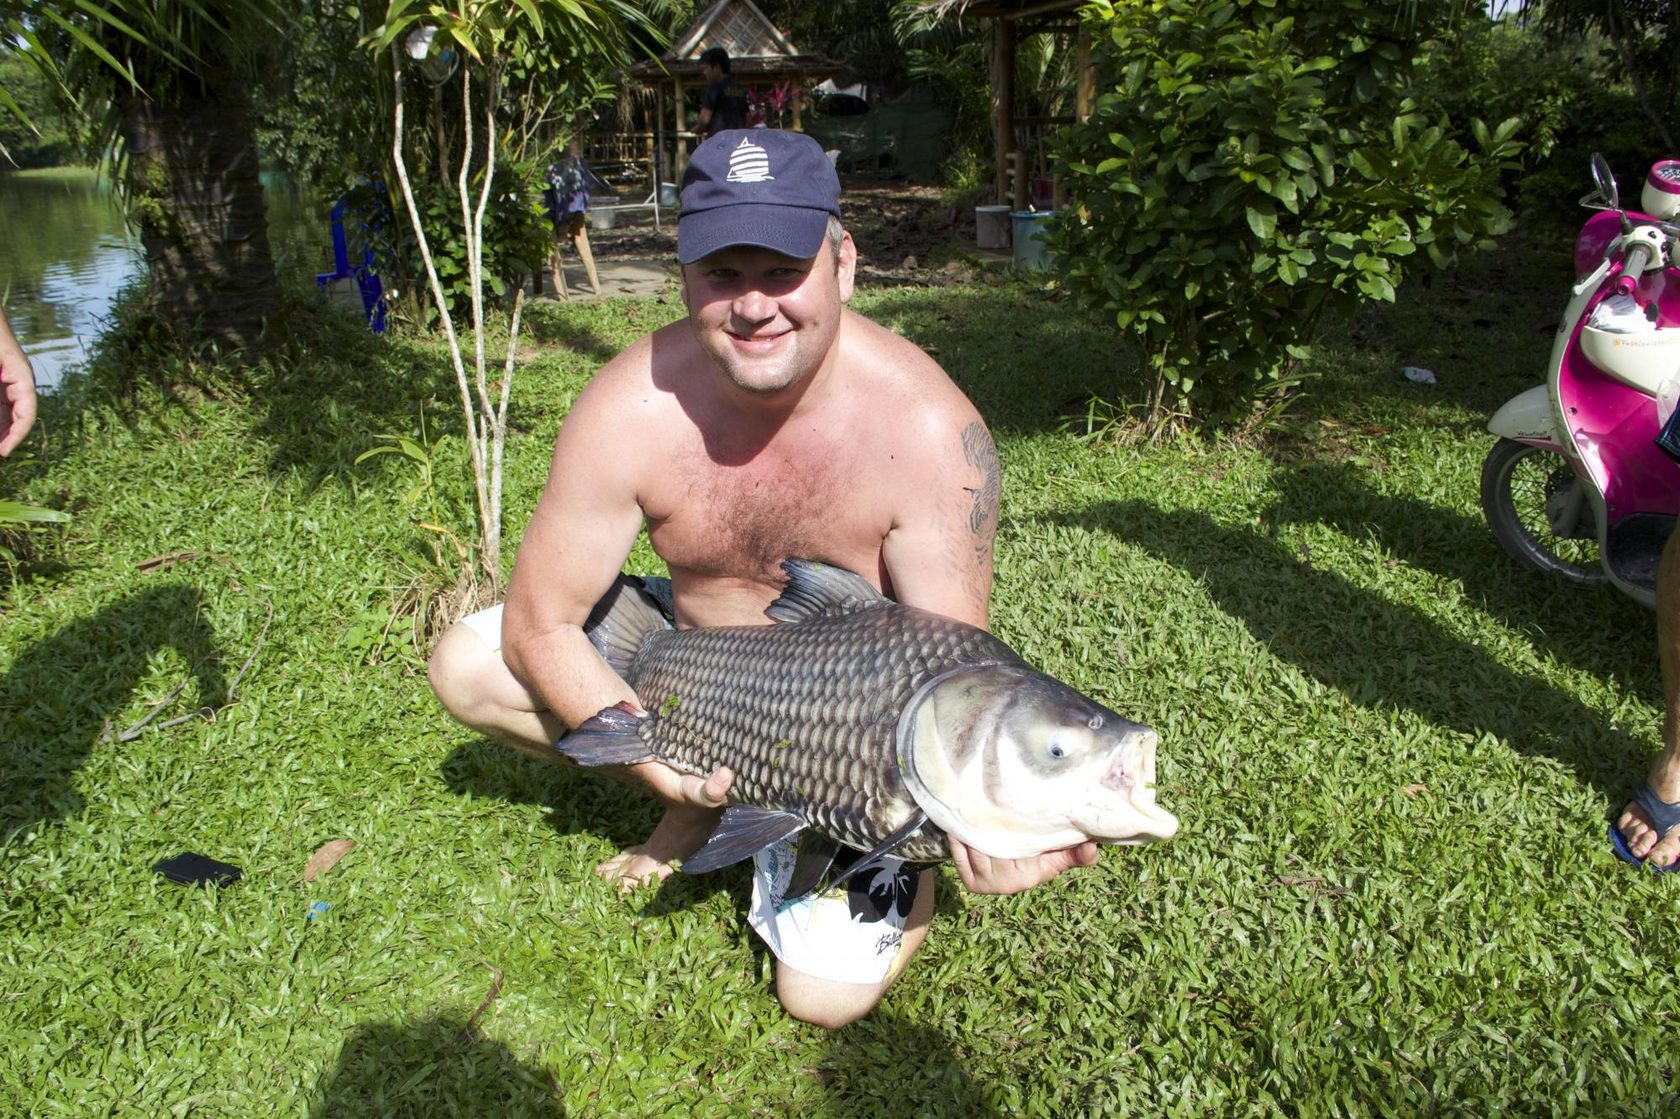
991 20 1014 206
675 76 688 175
1076 22 1095 123
654 84 666 185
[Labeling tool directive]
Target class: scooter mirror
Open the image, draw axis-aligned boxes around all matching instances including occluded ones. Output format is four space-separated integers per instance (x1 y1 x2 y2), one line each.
1591 152 1620 210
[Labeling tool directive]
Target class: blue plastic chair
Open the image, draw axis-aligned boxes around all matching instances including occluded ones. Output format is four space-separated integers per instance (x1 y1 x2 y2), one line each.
315 197 387 334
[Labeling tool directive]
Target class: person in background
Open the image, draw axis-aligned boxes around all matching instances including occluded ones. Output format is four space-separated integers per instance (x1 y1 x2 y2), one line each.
0 307 38 457
697 46 749 137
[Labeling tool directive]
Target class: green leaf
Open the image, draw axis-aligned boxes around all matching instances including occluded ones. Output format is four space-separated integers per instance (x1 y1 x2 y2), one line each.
0 501 71 525
1246 203 1276 240
1357 273 1396 301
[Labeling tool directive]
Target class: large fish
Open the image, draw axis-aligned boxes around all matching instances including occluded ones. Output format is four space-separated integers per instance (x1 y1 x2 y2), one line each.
558 559 1177 896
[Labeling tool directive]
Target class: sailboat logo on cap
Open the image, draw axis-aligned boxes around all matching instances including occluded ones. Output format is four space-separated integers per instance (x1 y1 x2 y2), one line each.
725 137 774 184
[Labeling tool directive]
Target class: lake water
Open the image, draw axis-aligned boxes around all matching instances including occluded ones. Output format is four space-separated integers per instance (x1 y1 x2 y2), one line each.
0 167 325 392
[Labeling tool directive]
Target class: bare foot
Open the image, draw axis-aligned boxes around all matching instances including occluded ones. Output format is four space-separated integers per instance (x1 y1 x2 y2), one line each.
594 802 725 891
1616 758 1680 868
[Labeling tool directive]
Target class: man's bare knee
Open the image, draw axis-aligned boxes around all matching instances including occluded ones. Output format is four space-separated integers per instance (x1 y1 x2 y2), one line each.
426 622 561 756
428 623 491 725
775 966 888 1030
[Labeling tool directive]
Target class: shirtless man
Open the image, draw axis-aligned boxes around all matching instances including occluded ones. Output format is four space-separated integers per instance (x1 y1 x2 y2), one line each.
428 129 1096 1027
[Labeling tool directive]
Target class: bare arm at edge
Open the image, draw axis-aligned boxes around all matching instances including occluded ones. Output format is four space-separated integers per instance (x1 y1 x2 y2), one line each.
0 307 39 457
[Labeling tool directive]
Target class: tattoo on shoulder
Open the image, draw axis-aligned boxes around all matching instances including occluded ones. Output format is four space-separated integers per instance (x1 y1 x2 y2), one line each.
962 421 1000 536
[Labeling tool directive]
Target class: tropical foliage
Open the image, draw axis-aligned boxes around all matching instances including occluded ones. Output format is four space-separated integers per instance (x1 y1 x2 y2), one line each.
1540 0 1680 153
364 0 661 612
1052 0 1523 428
0 49 72 168
3 1 287 358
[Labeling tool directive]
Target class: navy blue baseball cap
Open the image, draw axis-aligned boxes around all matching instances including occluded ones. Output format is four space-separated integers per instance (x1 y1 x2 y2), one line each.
678 129 842 264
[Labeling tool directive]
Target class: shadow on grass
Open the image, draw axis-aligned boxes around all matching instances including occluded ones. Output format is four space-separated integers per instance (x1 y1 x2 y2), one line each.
1 583 225 843
441 738 744 913
440 739 659 855
1267 459 1656 686
1049 498 1653 797
816 1010 1001 1118
310 1015 565 1118
249 322 457 493
856 284 1141 438
521 303 638 367
243 297 655 496
439 739 966 921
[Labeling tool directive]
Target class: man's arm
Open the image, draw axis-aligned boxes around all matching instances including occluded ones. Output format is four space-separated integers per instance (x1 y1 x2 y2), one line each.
881 399 1099 894
500 378 645 726
880 412 997 627
500 356 732 810
0 307 39 457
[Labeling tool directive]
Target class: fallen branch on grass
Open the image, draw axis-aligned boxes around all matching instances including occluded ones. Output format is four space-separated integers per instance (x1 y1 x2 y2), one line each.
105 601 274 743
457 962 505 1044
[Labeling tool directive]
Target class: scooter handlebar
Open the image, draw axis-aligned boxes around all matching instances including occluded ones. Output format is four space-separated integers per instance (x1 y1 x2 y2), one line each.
1614 239 1656 294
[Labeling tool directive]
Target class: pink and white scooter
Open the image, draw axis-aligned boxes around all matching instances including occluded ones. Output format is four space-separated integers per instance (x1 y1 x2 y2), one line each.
1481 154 1680 609
1481 155 1680 868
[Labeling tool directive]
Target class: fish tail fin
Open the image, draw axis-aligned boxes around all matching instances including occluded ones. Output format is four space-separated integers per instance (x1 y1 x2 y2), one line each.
583 575 673 676
556 702 657 766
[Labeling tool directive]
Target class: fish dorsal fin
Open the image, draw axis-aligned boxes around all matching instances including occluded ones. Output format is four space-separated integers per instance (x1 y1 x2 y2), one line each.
682 805 805 875
583 575 673 676
765 559 887 624
823 812 930 894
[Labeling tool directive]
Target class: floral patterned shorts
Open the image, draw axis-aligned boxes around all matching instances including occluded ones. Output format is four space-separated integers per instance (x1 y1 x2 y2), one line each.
748 837 924 985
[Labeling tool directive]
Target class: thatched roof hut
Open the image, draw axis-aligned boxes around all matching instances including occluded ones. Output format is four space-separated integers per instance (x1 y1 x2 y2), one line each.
627 0 844 178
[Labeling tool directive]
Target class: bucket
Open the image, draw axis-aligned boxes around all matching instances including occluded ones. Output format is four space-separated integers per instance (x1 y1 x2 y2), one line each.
659 181 679 208
1011 210 1056 271
975 205 1011 250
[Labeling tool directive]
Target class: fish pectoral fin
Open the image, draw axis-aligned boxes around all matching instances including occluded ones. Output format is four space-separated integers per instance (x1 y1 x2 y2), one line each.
682 805 805 875
555 703 656 767
825 812 929 894
786 834 843 899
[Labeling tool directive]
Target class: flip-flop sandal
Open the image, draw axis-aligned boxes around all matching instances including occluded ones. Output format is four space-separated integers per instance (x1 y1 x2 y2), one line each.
1609 783 1680 871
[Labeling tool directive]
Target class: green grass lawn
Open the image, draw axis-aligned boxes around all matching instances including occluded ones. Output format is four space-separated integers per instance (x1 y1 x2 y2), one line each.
3 242 1677 1117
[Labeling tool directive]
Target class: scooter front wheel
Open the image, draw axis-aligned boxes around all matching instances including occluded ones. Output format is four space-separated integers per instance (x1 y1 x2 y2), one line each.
1480 438 1607 584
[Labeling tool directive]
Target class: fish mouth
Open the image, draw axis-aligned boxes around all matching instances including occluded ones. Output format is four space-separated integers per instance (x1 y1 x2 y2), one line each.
1084 731 1179 844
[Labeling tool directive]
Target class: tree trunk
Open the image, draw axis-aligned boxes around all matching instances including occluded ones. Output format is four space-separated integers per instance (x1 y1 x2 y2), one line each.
119 81 279 357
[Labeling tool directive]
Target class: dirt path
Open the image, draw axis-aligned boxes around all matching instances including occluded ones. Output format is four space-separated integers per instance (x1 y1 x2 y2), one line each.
576 178 991 292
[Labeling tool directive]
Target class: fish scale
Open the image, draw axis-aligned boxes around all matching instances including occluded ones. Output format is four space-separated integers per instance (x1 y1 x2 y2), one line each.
619 603 1021 861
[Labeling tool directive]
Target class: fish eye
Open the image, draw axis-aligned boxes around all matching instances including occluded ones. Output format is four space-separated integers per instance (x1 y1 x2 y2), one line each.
1048 741 1067 760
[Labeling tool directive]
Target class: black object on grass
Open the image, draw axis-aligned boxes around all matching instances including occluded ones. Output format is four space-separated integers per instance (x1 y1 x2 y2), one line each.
152 851 243 888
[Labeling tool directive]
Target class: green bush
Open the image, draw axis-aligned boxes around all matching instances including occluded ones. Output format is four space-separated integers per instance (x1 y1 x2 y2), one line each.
0 49 75 168
1051 0 1522 427
348 166 551 326
1414 19 1664 229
